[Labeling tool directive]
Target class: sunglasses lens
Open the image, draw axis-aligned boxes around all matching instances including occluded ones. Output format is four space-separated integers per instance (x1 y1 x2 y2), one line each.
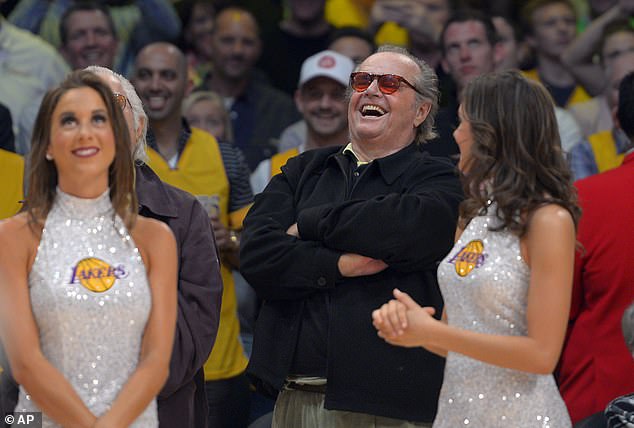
378 75 400 94
351 73 372 92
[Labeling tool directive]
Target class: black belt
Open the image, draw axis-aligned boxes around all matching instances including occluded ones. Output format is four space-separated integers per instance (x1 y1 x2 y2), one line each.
285 381 327 394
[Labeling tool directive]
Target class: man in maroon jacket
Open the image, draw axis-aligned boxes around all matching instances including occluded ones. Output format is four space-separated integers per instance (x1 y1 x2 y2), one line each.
90 66 222 428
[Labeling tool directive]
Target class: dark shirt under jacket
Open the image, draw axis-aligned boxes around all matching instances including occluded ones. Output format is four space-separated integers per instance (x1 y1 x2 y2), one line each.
136 163 222 428
241 143 463 423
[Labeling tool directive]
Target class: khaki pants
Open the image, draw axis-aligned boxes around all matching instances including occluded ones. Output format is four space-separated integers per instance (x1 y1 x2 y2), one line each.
272 388 433 428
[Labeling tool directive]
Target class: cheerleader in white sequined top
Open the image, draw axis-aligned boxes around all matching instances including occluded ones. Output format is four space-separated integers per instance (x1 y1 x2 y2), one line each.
373 71 579 427
0 70 177 427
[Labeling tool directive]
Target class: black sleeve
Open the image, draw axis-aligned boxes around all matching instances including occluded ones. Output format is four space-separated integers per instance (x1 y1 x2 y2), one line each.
240 172 342 302
159 197 223 398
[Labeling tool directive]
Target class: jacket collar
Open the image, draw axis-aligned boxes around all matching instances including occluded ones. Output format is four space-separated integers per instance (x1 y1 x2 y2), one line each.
135 163 178 218
332 142 422 185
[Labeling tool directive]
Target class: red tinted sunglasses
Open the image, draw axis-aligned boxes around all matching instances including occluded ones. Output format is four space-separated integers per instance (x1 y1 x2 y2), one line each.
350 72 423 95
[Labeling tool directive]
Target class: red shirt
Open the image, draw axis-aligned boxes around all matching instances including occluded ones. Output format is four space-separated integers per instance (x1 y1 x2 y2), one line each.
558 152 634 423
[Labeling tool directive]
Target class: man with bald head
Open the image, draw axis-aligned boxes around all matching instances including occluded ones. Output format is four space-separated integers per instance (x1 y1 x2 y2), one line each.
202 6 300 170
241 46 463 426
132 42 255 427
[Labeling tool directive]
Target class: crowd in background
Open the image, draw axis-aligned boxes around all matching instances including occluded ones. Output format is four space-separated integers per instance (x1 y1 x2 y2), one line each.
0 0 633 427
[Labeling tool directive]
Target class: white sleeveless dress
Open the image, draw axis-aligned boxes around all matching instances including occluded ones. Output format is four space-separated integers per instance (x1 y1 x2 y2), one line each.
433 204 571 427
15 188 158 427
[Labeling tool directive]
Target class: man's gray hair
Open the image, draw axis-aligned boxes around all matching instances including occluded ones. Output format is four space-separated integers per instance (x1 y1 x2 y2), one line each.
84 65 148 162
376 45 439 144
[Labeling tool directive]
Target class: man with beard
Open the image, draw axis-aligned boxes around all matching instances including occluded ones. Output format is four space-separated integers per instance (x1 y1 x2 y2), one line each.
201 7 300 170
250 50 355 194
132 42 255 428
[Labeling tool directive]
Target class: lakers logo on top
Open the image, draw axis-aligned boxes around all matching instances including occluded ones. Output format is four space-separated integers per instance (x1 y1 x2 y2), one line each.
69 257 127 293
448 240 487 277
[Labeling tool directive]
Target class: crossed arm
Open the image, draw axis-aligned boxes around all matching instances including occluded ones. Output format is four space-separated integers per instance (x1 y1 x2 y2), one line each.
240 158 462 300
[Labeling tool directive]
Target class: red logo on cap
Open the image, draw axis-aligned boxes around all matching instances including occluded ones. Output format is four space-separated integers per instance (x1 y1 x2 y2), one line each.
318 55 336 69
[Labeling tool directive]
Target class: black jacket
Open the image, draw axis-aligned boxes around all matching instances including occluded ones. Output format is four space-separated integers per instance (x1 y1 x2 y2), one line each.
241 144 463 422
136 164 222 428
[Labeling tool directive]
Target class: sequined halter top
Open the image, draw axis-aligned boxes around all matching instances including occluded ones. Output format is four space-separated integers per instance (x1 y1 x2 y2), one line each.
15 188 158 427
433 202 571 427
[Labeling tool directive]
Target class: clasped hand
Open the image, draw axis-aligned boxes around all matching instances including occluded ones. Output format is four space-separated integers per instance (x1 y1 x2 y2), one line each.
372 288 438 348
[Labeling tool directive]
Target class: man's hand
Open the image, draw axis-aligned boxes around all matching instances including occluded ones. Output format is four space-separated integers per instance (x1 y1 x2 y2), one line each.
210 215 233 251
210 215 240 268
370 0 411 26
337 253 388 277
286 223 300 238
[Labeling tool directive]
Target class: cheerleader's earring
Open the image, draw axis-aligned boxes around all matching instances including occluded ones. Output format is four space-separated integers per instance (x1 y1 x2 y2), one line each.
45 153 53 161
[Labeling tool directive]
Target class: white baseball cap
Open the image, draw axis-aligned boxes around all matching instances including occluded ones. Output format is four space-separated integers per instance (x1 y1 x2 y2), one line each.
298 50 355 88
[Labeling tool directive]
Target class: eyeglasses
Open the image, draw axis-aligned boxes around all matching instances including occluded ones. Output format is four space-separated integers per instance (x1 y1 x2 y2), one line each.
113 93 130 111
349 72 423 95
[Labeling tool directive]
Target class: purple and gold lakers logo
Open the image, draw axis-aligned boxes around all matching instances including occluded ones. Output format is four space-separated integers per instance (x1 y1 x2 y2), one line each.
69 257 127 293
448 239 487 277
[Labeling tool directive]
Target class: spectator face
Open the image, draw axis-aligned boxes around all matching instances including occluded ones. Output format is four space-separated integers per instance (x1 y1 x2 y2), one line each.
133 44 189 123
186 2 216 61
296 77 348 138
61 10 118 70
348 52 430 149
493 16 519 71
210 10 261 81
442 20 498 92
602 31 634 71
289 0 326 24
184 98 227 139
528 2 576 60
607 52 634 109
329 36 374 64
